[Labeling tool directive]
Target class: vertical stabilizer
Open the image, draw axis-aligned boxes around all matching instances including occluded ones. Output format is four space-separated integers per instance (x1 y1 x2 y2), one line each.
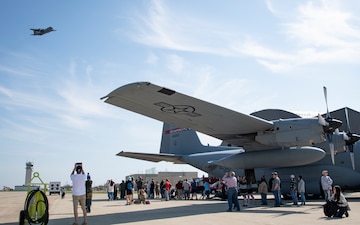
160 123 207 155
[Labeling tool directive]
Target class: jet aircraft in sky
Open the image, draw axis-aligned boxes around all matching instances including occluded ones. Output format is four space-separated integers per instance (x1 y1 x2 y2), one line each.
30 27 55 36
102 82 360 197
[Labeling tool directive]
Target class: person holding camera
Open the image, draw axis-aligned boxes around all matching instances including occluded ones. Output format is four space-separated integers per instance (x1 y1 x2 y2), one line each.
71 163 87 225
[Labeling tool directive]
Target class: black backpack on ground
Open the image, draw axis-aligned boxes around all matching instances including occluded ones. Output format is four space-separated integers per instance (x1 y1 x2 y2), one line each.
323 200 338 217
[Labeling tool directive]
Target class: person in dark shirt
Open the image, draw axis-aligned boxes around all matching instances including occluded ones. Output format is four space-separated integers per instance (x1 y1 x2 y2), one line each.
85 174 93 213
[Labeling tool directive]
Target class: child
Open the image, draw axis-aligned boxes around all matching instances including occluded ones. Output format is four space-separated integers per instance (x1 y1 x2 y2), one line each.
139 189 146 204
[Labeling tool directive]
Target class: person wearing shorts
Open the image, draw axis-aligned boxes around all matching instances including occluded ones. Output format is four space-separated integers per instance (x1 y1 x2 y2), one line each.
71 163 87 225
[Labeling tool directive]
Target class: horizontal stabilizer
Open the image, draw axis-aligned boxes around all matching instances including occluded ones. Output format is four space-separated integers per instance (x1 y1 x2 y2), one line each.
116 151 185 164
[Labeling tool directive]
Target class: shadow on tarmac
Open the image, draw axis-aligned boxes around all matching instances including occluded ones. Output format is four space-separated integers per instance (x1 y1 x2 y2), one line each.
4 197 360 225
3 201 322 225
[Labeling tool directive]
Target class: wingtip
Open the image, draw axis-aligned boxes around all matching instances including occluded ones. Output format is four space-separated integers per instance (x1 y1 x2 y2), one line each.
100 95 108 100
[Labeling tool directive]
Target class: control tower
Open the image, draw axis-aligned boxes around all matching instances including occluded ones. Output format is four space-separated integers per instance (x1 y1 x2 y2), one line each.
25 162 34 185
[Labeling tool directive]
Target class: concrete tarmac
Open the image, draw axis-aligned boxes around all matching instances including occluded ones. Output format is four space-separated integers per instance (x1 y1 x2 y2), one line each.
1 191 359 225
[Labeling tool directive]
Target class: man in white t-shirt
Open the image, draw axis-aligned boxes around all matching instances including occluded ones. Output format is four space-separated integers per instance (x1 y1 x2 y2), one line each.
71 163 87 225
321 170 333 202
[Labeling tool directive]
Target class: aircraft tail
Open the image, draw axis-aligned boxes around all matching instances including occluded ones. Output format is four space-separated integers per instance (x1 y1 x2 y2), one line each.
160 123 209 155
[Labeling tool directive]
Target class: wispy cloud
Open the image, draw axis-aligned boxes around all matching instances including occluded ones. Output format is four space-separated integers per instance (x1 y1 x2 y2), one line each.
284 1 360 48
242 0 360 72
0 65 35 77
0 56 120 141
130 0 235 56
145 52 159 65
165 54 185 74
130 0 360 73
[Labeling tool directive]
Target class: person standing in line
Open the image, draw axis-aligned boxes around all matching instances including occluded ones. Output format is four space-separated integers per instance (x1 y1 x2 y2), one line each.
125 176 134 205
109 179 115 200
136 176 144 200
176 180 184 200
150 179 155 199
146 180 151 198
106 180 111 200
271 172 281 207
204 180 210 199
190 178 198 200
164 179 172 201
155 181 160 198
85 174 93 213
289 175 298 206
61 187 66 199
136 176 143 193
222 171 240 212
257 176 268 205
297 175 306 206
160 180 165 199
182 179 191 200
242 176 250 207
321 170 333 202
119 180 126 199
70 163 87 225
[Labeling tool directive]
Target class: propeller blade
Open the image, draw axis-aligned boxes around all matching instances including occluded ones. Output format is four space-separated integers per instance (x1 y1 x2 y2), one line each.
345 107 352 132
343 108 359 171
350 152 355 170
318 114 328 126
348 143 355 170
323 86 330 119
321 87 342 132
329 142 335 165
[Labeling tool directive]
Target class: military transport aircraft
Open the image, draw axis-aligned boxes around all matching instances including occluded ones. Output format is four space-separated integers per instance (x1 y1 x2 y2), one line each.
102 82 360 197
30 27 55 36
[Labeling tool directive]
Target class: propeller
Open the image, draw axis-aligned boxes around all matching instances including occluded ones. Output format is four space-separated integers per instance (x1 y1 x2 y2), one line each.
322 87 342 165
343 107 360 170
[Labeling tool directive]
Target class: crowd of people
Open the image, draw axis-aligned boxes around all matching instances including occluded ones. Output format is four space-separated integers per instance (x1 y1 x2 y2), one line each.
267 169 349 218
103 176 213 204
219 169 349 218
69 164 350 224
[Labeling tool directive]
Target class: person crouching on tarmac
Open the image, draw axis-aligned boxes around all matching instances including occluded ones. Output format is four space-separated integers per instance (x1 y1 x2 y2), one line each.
331 185 349 218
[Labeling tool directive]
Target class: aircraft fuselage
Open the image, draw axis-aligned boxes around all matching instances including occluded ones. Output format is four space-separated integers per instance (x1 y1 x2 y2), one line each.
200 143 360 196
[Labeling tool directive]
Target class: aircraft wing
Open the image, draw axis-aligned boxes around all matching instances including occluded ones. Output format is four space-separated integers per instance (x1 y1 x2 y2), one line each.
103 82 274 141
116 151 185 164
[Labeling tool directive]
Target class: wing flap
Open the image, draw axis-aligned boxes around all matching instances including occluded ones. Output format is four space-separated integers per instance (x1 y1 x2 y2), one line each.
104 82 273 140
116 151 185 164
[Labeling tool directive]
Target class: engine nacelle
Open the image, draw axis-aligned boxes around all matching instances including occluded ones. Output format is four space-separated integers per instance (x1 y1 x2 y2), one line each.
255 118 325 147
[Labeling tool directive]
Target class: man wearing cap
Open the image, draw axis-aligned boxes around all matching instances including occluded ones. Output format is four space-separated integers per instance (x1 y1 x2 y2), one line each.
321 170 333 202
290 175 298 206
70 163 87 225
85 174 92 213
271 172 281 207
222 171 240 212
